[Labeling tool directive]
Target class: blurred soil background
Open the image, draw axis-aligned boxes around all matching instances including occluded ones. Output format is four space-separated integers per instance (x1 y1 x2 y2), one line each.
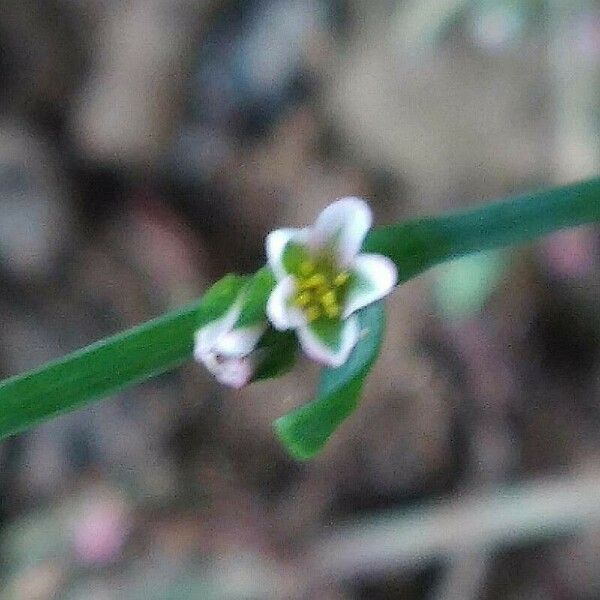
0 0 598 598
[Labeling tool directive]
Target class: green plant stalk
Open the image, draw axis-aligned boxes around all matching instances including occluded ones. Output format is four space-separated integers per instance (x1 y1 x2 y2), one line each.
0 176 598 441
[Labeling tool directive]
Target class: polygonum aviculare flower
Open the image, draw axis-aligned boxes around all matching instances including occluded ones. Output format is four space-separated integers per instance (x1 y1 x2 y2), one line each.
194 285 266 388
266 198 397 367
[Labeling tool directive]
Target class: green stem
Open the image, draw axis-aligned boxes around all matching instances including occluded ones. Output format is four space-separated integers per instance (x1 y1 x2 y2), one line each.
0 176 598 440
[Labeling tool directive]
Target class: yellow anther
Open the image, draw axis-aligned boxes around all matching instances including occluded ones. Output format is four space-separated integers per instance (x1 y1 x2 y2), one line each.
294 291 312 307
304 273 326 288
320 290 337 307
316 284 330 297
293 258 349 322
306 305 321 322
334 271 350 287
299 260 315 276
324 305 341 318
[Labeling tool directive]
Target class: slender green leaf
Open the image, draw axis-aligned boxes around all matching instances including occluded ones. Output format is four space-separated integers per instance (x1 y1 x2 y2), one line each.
274 301 386 460
363 177 600 282
0 275 246 439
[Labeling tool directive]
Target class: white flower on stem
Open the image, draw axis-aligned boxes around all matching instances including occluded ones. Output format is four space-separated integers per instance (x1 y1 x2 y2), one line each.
265 198 397 367
194 296 266 389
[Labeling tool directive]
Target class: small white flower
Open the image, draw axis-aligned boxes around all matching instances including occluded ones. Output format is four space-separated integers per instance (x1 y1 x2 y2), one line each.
194 296 266 389
265 197 397 367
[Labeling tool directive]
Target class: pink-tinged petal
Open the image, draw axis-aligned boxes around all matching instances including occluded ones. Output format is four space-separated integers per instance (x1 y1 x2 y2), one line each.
214 323 267 357
343 253 397 318
199 352 254 389
193 302 241 355
297 315 360 367
266 276 306 330
266 228 311 279
310 197 372 267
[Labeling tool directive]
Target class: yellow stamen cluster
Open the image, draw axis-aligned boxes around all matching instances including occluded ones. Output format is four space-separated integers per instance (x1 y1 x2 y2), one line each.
293 259 350 322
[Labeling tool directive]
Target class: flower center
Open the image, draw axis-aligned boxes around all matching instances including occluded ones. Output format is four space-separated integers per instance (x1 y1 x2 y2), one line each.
292 258 350 322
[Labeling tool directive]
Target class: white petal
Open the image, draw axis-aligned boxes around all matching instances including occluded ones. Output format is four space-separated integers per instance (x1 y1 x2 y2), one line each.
214 323 266 357
198 352 254 389
193 302 241 355
194 350 220 376
343 253 397 318
266 228 311 279
215 357 254 389
310 197 372 267
297 315 360 368
266 276 306 331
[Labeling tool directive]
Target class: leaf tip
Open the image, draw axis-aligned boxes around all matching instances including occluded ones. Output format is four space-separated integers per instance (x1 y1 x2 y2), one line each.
273 414 319 461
